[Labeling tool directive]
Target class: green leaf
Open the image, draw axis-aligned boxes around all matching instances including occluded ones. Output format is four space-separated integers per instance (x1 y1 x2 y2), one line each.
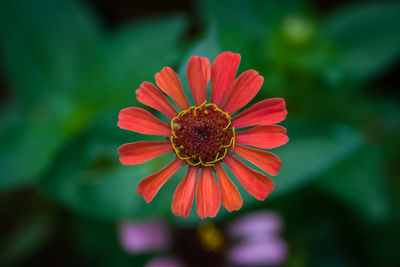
197 0 307 64
0 0 100 103
323 2 400 81
316 147 388 221
0 121 67 191
100 14 187 107
272 125 364 196
0 0 101 190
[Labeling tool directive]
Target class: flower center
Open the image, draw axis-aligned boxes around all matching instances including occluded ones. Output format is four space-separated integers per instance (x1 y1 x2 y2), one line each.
170 102 235 166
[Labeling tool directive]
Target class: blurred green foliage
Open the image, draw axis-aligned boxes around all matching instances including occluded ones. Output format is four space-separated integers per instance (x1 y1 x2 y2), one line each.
1 0 400 266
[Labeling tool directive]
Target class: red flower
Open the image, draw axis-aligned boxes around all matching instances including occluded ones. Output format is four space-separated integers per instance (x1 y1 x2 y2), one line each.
117 52 288 219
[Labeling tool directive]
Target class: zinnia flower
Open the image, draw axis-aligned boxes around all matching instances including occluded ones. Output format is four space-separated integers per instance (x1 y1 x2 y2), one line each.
117 51 288 219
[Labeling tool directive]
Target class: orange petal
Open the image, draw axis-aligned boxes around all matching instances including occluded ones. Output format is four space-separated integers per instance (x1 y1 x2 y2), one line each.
215 163 242 212
136 82 178 119
187 56 211 106
171 166 199 218
210 52 241 107
231 145 282 176
118 141 173 165
232 98 287 128
223 70 264 115
118 107 171 137
138 158 185 203
236 125 289 149
224 154 274 201
196 166 221 219
155 67 190 110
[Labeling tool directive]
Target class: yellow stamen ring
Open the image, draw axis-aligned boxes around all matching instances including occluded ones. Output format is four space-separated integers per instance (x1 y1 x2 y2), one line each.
170 101 235 166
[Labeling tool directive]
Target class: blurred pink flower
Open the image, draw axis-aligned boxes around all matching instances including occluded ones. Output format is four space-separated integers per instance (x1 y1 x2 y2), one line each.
228 211 282 239
118 220 170 253
146 257 183 267
227 211 288 266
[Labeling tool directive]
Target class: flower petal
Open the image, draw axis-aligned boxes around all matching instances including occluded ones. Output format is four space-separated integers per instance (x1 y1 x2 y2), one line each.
155 67 190 110
136 82 178 119
138 158 185 203
187 56 211 106
224 154 274 201
236 125 289 149
232 98 287 128
210 52 241 107
231 145 282 176
171 166 199 218
118 141 173 165
196 166 221 219
223 70 264 115
215 163 242 212
118 107 171 137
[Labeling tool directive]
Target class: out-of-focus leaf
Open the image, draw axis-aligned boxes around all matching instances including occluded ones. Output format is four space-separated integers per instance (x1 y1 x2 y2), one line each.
198 0 306 42
271 125 364 196
0 121 66 191
0 0 100 190
323 2 400 81
0 0 100 103
99 14 187 108
316 147 388 221
197 0 307 66
198 0 263 45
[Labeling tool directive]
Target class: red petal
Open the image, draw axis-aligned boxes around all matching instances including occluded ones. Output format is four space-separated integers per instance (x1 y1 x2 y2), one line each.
136 82 178 119
232 98 287 128
236 125 289 149
224 154 274 201
231 145 282 176
196 166 221 219
155 67 190 110
210 52 241 107
138 158 185 203
187 56 211 106
171 166 199 218
118 141 173 165
215 163 242 212
223 70 264 115
118 107 171 137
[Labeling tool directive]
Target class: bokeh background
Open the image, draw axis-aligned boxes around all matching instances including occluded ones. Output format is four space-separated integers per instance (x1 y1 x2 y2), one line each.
1 0 400 266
